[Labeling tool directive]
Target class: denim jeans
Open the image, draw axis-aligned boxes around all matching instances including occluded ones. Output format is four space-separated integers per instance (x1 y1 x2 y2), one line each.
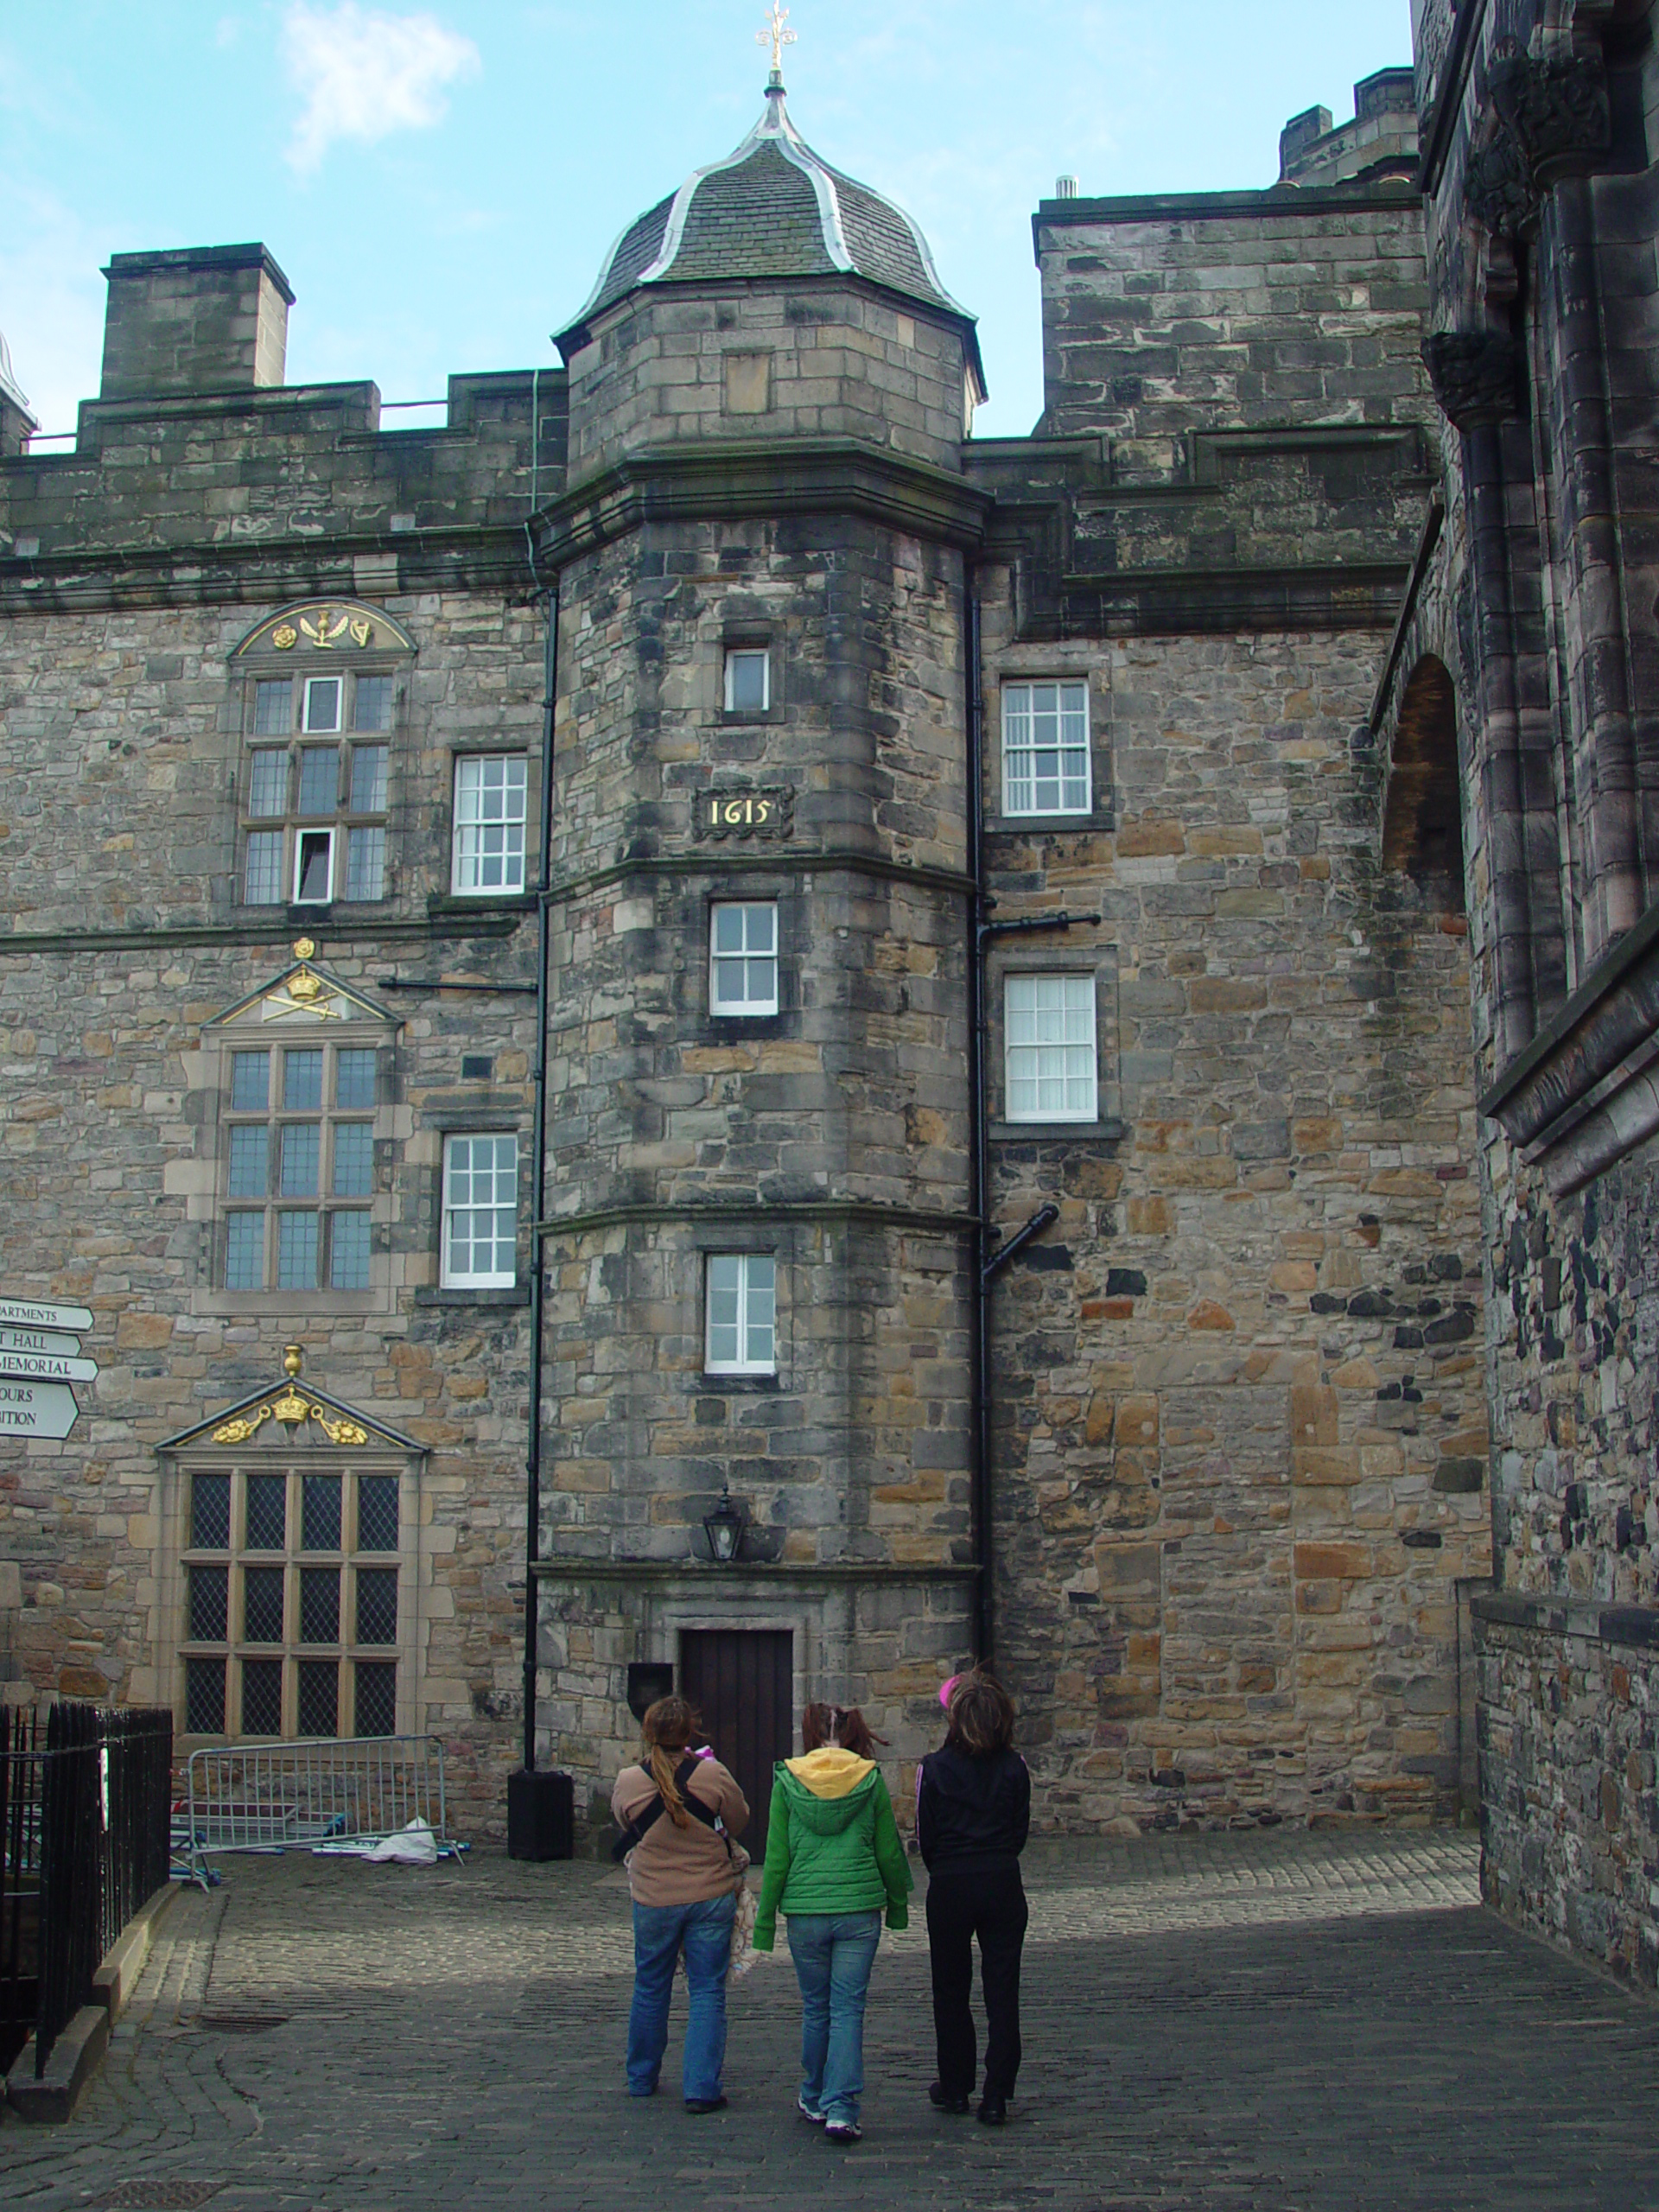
626 1892 736 2101
785 1910 882 2126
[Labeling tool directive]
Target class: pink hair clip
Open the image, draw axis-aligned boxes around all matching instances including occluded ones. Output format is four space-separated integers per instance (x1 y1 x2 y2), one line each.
938 1673 963 1710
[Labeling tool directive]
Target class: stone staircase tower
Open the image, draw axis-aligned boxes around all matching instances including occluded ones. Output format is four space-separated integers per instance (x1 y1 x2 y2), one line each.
527 67 988 1807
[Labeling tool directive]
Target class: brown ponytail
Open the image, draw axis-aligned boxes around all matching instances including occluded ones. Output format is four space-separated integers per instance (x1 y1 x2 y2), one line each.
639 1695 701 1827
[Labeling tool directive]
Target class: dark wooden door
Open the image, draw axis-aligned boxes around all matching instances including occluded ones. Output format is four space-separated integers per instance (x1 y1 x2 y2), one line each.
679 1630 793 1863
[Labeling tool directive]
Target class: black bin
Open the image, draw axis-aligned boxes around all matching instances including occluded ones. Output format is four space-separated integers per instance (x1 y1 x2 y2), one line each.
507 1765 575 1861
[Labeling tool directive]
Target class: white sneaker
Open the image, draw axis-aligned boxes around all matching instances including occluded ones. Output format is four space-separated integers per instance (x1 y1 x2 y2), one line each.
824 2120 862 2143
798 2096 826 2124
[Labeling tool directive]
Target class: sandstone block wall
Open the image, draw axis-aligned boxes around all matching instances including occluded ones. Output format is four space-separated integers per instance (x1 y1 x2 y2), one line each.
563 283 971 481
980 605 1487 1825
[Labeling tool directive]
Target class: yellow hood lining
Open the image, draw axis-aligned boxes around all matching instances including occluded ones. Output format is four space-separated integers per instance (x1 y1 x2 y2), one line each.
785 1746 875 1798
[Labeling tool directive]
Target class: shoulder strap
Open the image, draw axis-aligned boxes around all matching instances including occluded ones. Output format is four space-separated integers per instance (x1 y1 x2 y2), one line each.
611 1756 723 1862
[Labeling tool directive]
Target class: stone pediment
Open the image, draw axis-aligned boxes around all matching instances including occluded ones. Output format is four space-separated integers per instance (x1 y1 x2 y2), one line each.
231 600 415 659
160 1345 422 1455
206 939 397 1033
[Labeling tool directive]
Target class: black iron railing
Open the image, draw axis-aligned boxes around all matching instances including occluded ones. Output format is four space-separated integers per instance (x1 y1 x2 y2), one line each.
0 1704 173 2076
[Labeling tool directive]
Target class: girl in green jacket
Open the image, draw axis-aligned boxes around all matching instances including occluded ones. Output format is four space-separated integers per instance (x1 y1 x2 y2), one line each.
753 1703 913 2143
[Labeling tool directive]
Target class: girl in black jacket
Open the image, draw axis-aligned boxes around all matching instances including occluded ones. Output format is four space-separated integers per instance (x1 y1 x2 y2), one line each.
917 1671 1030 2126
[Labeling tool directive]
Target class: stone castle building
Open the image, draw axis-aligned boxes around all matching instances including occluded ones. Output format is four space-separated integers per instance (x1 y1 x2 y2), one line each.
0 3 1654 1981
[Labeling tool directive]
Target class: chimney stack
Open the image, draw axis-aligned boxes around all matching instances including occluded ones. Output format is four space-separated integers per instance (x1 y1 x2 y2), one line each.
99 244 294 400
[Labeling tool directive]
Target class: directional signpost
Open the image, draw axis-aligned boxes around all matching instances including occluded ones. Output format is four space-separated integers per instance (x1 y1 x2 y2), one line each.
0 1300 99 1439
0 1380 81 1440
0 1300 94 1333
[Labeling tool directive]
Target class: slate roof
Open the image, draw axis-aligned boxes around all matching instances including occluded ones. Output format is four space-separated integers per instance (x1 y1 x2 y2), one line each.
561 79 974 342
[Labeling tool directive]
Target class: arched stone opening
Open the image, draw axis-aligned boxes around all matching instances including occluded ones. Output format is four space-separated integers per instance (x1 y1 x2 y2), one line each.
1382 654 1465 910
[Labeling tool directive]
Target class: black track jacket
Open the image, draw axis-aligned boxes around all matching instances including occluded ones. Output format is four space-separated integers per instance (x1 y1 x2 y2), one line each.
916 1745 1031 1877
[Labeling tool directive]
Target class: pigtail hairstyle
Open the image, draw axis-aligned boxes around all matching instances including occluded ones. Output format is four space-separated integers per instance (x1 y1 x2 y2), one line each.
639 1694 701 1827
802 1701 888 1760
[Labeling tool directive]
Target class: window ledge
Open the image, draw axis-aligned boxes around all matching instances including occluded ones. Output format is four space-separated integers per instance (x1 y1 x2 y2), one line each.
426 893 537 918
416 1285 530 1308
989 1117 1128 1145
987 813 1114 834
697 1373 783 1393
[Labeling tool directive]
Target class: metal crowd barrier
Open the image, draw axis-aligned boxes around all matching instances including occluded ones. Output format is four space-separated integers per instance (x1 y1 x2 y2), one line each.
181 1735 455 1878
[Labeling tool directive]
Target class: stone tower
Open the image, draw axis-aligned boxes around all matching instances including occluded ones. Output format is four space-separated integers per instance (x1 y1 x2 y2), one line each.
528 67 989 1827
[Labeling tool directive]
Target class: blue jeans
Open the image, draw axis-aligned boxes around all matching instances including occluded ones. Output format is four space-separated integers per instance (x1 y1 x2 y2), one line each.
786 1910 881 2126
626 1892 736 2101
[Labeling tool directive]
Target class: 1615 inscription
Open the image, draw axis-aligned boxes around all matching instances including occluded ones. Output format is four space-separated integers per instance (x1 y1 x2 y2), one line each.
695 786 794 841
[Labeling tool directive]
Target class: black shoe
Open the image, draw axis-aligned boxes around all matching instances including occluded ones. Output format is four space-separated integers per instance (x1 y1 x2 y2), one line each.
685 2094 728 2114
929 2082 971 2113
976 2094 1008 2126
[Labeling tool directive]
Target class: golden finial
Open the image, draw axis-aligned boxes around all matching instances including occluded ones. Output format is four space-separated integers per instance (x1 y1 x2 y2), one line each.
757 2 796 76
283 1344 303 1379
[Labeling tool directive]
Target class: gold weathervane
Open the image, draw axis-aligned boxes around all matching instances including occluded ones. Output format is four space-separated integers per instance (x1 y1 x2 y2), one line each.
757 3 796 74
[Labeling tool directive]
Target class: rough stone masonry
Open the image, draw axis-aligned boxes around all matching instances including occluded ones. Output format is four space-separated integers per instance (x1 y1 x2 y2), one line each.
0 64 1495 1852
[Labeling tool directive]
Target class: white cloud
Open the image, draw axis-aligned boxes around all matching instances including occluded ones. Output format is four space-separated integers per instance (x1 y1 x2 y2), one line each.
283 3 480 176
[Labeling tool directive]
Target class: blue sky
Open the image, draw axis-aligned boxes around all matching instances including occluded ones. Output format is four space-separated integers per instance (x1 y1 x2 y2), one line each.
2 1 1413 443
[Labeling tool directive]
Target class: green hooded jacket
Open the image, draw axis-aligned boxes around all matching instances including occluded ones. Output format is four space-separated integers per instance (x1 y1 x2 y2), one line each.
753 1746 913 1950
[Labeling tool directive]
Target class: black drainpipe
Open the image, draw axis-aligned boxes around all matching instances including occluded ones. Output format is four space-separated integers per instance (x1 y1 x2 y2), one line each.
964 575 991 1662
521 584 557 1773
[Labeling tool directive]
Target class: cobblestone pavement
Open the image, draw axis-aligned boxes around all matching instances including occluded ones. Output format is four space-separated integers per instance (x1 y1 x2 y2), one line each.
4 1827 1658 2211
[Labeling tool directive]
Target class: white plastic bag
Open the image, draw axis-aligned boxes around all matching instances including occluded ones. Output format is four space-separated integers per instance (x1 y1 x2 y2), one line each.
366 1817 439 1865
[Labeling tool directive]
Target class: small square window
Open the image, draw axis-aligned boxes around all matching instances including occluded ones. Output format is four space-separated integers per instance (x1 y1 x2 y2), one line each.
241 1657 283 1737
297 1659 339 1737
252 680 291 736
461 1055 493 1082
353 1660 397 1738
298 747 339 816
283 1050 324 1112
188 1563 229 1643
356 1567 398 1646
293 827 335 905
302 1475 342 1552
1005 973 1098 1122
329 1211 372 1290
277 1210 321 1288
249 751 288 817
452 756 528 895
345 825 385 901
245 1472 287 1552
191 1471 232 1550
724 650 770 715
332 1123 373 1198
705 1252 776 1375
299 1567 340 1645
227 1125 269 1199
1002 681 1090 817
441 1132 518 1288
231 1050 270 1113
302 677 343 734
353 676 394 734
186 1656 226 1734
350 744 388 814
226 1213 264 1291
245 831 284 906
358 1475 399 1553
243 1564 286 1644
280 1122 320 1198
709 902 779 1015
335 1050 376 1110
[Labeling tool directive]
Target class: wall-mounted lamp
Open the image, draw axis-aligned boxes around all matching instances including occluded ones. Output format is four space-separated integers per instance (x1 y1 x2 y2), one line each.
702 1484 747 1565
